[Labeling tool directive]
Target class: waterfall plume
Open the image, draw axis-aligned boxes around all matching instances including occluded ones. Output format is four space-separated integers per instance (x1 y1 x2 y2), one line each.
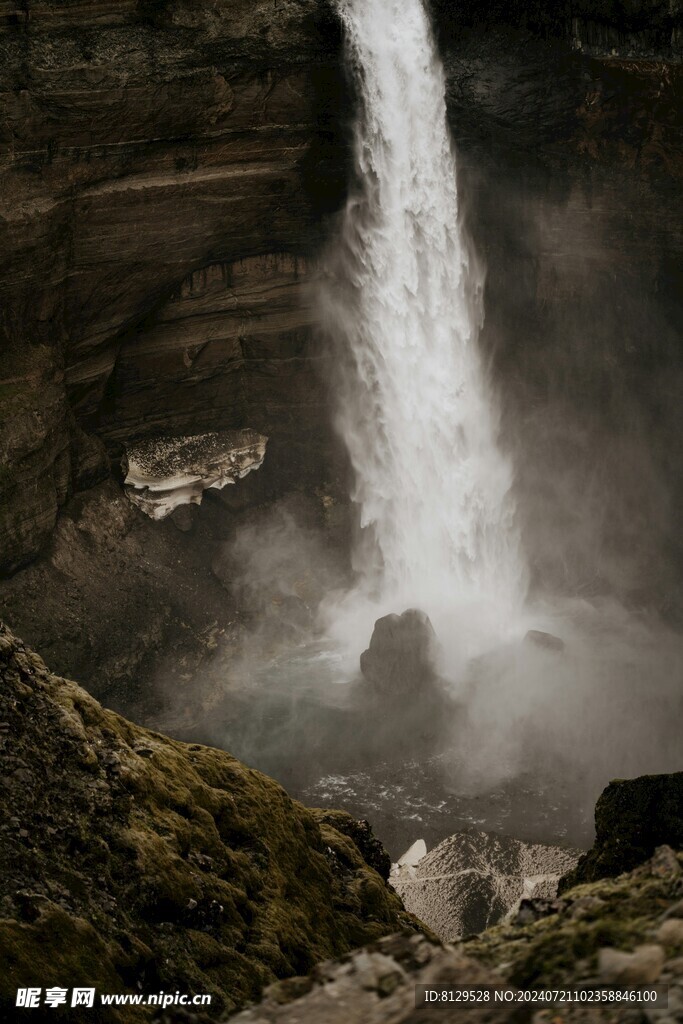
321 0 528 655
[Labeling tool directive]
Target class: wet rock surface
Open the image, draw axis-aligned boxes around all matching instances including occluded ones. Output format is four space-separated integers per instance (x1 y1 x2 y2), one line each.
524 630 566 652
392 830 580 941
443 27 683 609
360 610 441 696
351 610 456 763
0 623 419 1020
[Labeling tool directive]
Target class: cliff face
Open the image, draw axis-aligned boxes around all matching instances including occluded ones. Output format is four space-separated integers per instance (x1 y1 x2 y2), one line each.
0 622 418 1020
0 0 345 574
98 253 326 497
432 0 683 58
438 21 683 614
2 0 682 692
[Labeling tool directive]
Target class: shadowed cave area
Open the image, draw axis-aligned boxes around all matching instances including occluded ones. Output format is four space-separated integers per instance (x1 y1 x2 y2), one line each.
1 0 682 889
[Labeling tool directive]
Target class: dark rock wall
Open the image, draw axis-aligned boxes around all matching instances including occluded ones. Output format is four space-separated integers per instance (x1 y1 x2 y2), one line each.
0 0 346 574
560 772 683 888
440 25 683 614
432 0 683 58
97 253 327 497
1 0 682 668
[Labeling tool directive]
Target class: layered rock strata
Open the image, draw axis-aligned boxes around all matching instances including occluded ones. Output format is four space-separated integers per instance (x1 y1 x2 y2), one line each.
433 0 683 58
0 0 345 573
101 253 331 500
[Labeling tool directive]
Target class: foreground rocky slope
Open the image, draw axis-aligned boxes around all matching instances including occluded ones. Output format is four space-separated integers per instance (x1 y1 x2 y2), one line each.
233 775 683 1024
466 843 683 995
233 931 532 1024
2 618 682 1023
235 845 683 1023
0 623 418 1021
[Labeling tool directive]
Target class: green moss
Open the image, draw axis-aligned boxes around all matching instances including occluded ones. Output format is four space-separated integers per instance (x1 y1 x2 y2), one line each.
464 862 683 991
0 626 422 1021
0 907 144 1023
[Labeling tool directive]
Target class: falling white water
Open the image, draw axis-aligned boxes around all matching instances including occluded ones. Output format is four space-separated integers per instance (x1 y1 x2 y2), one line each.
321 0 528 659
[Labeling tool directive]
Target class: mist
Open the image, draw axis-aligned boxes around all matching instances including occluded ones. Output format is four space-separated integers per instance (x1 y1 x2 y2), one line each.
145 0 682 860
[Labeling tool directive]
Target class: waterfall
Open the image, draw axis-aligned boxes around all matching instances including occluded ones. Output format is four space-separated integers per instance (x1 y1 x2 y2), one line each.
321 0 528 654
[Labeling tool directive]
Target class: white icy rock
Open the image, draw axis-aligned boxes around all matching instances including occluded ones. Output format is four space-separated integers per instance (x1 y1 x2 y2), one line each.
123 429 267 520
398 839 427 867
391 839 428 882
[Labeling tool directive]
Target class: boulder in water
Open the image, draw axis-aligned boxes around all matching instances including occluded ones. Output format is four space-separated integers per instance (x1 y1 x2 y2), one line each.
360 609 440 696
349 609 456 761
525 629 565 652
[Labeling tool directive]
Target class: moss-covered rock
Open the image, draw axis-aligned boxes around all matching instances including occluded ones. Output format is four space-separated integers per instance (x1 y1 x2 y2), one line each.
230 848 683 1023
464 846 683 993
0 624 419 1021
560 773 683 890
311 811 392 882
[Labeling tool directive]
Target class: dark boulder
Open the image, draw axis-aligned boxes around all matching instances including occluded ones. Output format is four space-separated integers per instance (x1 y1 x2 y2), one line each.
360 609 440 697
349 609 456 762
524 630 565 652
559 772 683 891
